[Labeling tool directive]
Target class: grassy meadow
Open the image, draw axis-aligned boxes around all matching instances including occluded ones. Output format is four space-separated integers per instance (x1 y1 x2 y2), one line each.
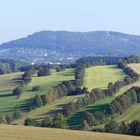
21 69 75 99
1 64 140 127
68 65 127 128
83 65 125 91
0 69 75 116
0 72 23 115
0 124 140 140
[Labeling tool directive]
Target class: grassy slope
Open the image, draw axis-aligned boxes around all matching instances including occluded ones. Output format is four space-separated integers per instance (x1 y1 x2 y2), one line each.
1 65 140 125
13 95 83 124
79 64 140 126
0 124 140 140
115 63 140 123
67 97 115 129
15 65 125 124
13 69 85 124
68 65 126 128
0 69 74 117
0 72 23 115
83 65 125 91
21 69 74 99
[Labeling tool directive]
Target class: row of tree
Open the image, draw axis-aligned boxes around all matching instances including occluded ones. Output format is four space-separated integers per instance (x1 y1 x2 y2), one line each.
0 59 27 75
76 56 122 66
75 65 85 86
106 87 140 115
105 58 140 96
121 55 140 64
104 120 140 136
63 88 106 116
13 70 32 98
24 113 67 129
32 81 77 109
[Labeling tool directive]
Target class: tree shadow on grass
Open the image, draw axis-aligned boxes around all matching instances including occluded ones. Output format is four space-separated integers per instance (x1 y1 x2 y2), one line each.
0 93 13 98
8 77 22 83
16 98 33 112
58 72 74 77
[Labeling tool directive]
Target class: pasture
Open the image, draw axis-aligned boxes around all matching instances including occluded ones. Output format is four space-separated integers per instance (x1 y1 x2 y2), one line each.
83 65 125 91
0 69 74 116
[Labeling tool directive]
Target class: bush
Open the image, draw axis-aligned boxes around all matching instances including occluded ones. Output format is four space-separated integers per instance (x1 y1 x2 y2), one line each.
13 110 22 119
37 68 51 77
24 118 40 126
33 95 43 108
32 86 40 91
104 120 119 133
13 86 23 98
5 113 14 124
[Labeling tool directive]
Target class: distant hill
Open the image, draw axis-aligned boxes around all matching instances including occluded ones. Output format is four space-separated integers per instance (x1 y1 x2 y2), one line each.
1 31 140 63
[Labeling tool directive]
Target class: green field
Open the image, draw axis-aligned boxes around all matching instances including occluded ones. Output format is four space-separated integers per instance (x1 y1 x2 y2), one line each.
0 69 74 116
0 72 23 115
0 64 139 127
13 94 84 124
14 65 127 124
21 69 74 99
15 65 125 124
128 63 140 74
83 65 125 91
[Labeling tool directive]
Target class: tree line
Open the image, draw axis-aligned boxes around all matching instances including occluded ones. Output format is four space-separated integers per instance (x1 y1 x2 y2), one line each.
0 59 27 75
106 86 140 115
63 88 106 116
13 70 32 98
104 120 140 136
75 64 85 86
24 113 67 129
81 87 140 132
31 81 88 109
76 56 123 66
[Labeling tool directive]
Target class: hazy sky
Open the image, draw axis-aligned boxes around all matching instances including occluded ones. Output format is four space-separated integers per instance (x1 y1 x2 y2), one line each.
0 0 140 43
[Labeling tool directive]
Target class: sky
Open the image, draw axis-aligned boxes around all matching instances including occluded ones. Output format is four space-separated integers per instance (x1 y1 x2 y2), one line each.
0 0 140 43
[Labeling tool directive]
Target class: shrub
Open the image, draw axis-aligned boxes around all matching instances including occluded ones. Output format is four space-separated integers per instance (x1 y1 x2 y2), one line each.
33 95 43 107
13 110 22 119
32 86 40 91
37 68 51 77
13 86 23 98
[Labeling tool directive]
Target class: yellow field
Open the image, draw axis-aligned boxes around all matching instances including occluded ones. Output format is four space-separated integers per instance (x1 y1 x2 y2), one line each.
128 63 140 74
0 124 140 140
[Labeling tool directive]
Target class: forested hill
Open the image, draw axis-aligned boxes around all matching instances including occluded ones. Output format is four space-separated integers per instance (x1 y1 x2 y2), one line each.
1 31 140 63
